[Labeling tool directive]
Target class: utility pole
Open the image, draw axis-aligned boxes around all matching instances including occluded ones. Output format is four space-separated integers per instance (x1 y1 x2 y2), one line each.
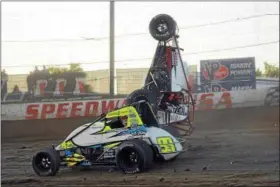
109 1 115 96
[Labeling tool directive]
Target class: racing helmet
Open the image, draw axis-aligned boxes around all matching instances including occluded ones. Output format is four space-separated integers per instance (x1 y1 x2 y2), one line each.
120 116 128 127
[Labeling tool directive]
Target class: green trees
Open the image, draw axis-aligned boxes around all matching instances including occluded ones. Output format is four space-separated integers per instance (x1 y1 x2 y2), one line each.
47 63 85 77
256 68 263 77
256 62 279 78
263 62 279 78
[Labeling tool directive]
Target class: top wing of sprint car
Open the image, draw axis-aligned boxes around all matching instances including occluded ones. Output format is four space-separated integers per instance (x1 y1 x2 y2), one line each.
126 14 196 136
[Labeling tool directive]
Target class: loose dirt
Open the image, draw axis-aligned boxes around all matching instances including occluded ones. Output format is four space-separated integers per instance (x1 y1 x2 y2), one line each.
1 106 279 187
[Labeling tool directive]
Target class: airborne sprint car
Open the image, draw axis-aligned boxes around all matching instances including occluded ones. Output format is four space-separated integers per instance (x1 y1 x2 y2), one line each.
32 101 184 176
126 14 195 135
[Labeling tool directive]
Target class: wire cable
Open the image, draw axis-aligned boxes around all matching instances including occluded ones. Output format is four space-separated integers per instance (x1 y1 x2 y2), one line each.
2 40 279 68
2 13 279 43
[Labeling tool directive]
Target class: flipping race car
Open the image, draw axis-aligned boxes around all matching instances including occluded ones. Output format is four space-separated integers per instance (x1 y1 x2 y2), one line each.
32 14 195 176
126 14 195 135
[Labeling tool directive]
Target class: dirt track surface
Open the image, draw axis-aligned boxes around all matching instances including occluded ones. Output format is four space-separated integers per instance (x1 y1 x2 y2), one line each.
1 106 279 187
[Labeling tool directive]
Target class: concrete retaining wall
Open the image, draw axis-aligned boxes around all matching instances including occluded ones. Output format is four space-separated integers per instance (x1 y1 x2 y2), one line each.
2 106 278 142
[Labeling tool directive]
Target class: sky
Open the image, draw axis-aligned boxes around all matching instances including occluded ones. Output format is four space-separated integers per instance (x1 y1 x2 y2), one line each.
1 2 279 75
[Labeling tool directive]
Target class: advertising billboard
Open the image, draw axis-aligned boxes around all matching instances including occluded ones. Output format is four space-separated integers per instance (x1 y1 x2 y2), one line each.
200 57 256 92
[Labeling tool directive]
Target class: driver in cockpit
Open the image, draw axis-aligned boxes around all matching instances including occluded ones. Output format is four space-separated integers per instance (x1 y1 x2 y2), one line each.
120 116 128 127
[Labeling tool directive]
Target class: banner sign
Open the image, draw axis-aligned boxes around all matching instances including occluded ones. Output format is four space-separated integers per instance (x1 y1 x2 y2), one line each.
200 57 256 92
1 88 274 121
25 98 127 120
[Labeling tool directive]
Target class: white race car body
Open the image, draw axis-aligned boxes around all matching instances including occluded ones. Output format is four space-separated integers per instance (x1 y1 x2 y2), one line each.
56 120 183 161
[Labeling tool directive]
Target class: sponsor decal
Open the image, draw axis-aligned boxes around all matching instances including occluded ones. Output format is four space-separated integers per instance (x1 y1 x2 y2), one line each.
202 62 229 81
118 126 147 136
169 113 187 123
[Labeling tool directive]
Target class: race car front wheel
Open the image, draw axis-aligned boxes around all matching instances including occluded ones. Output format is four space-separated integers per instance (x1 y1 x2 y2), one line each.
32 148 61 176
116 139 154 174
149 14 177 41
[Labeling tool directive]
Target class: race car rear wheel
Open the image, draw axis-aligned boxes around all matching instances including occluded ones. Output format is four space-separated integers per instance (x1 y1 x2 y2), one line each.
126 89 159 115
32 148 61 176
116 139 154 174
149 14 177 41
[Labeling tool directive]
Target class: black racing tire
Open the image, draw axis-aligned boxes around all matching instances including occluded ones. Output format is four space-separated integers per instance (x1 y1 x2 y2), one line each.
32 148 61 176
116 139 154 174
149 14 177 41
126 89 159 115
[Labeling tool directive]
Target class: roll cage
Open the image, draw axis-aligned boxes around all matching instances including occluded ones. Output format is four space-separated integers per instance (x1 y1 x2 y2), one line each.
140 37 195 136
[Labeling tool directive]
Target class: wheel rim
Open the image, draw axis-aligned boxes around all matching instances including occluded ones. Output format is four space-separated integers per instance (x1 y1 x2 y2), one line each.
157 21 168 33
129 152 138 164
35 153 52 172
120 147 140 171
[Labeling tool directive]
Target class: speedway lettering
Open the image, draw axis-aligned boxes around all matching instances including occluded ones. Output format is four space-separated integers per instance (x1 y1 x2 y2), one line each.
23 92 232 120
25 99 126 120
196 92 232 110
